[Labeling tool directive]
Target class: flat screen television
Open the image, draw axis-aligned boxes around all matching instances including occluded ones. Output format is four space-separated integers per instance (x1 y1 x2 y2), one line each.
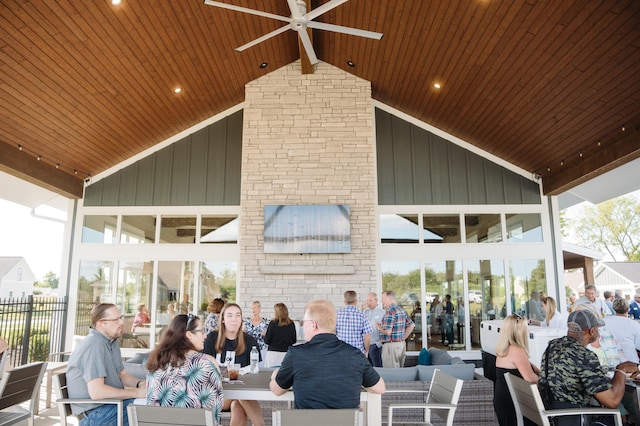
264 204 351 254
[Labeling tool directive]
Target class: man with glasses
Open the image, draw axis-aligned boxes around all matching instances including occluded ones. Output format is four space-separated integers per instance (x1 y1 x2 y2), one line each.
67 303 146 425
270 299 385 408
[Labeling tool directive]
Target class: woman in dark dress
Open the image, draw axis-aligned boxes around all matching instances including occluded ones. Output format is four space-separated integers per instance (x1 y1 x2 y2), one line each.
493 314 540 426
264 302 297 367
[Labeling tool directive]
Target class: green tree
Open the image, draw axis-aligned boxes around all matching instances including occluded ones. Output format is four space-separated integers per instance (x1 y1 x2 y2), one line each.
572 196 640 261
43 271 59 289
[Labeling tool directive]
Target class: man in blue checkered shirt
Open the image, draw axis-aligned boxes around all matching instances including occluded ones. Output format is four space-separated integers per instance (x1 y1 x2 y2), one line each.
336 290 373 356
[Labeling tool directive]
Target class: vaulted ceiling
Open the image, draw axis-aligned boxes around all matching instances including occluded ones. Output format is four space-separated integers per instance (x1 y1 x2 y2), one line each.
1 0 639 199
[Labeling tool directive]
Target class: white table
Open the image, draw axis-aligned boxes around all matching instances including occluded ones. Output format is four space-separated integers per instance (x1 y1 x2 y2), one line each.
222 370 381 426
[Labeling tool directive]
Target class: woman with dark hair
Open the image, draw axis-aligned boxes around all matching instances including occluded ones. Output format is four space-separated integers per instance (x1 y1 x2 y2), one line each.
205 298 225 335
146 314 223 422
264 303 297 367
203 303 265 426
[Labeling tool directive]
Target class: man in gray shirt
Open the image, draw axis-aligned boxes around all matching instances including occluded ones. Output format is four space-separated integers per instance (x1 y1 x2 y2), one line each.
364 292 385 367
66 303 146 425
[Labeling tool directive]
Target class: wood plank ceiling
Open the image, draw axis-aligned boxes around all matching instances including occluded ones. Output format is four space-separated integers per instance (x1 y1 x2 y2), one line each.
1 0 639 199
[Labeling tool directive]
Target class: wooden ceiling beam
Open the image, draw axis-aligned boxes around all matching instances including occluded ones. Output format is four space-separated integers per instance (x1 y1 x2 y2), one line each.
542 126 640 196
0 143 84 199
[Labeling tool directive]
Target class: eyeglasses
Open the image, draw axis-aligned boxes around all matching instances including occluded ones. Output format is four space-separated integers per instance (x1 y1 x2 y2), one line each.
101 315 124 322
300 318 315 326
189 329 204 334
186 313 195 330
513 314 523 322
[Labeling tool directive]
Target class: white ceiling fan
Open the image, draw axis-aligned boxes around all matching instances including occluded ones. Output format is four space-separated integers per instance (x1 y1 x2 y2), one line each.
204 0 383 65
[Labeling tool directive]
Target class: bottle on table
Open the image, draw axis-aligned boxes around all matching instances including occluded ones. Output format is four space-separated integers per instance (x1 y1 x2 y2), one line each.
250 346 259 374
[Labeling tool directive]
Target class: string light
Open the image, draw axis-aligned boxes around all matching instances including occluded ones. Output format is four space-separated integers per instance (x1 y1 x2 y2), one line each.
15 143 91 181
535 122 631 177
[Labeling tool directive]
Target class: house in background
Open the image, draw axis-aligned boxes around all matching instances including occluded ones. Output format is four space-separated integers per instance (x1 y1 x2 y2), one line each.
0 257 35 299
594 262 640 298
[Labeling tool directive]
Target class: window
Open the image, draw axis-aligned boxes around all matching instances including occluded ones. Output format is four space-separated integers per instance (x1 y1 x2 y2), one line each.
82 215 117 243
380 214 419 243
423 215 461 243
121 216 156 244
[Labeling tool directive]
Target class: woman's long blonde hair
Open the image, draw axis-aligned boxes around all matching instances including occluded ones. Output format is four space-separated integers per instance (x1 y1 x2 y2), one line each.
542 296 557 326
495 314 530 357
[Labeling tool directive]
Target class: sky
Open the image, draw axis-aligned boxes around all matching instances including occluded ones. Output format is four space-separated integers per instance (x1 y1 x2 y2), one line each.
0 199 66 280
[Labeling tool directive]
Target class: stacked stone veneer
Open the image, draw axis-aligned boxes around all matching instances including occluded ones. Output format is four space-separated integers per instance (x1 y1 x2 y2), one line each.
240 61 377 318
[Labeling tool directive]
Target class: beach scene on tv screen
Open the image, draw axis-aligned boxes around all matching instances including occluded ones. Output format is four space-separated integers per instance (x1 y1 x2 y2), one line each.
264 205 351 254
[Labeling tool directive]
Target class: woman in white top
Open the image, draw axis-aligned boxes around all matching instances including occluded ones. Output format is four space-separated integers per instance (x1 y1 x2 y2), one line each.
528 296 567 329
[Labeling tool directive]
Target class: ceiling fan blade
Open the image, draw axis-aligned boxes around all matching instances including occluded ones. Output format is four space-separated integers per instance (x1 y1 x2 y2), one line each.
308 21 383 40
286 0 302 19
235 24 291 51
305 0 349 21
204 0 291 23
298 29 318 65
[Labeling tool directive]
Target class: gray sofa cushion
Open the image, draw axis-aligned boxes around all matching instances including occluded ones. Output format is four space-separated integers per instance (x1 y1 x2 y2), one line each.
416 363 475 381
374 366 418 382
428 347 453 365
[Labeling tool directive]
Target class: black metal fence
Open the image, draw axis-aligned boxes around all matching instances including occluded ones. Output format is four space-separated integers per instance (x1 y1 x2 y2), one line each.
0 296 67 369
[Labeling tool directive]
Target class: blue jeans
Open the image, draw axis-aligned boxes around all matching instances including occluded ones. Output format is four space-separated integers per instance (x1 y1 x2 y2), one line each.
368 344 383 367
79 399 135 426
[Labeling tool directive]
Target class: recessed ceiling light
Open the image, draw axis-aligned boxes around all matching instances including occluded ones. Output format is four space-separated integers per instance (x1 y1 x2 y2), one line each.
112 0 121 5
433 83 442 89
259 62 268 69
174 87 182 94
347 61 355 67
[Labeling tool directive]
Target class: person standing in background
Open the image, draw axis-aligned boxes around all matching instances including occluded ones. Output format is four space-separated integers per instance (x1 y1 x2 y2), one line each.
244 301 270 364
603 298 640 363
576 285 613 317
336 290 372 356
364 292 385 367
603 291 614 314
264 303 297 367
628 294 640 319
378 290 414 368
205 298 225 335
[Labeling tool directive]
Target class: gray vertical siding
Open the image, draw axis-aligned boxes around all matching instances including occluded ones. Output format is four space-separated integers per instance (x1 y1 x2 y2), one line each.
83 111 243 206
375 108 541 205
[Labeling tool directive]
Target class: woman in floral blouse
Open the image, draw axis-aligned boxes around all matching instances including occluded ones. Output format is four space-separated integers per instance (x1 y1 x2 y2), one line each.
145 314 223 422
243 300 270 363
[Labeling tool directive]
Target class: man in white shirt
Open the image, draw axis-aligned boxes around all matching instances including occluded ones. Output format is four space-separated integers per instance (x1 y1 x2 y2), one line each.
603 298 640 363
364 292 385 367
576 285 613 317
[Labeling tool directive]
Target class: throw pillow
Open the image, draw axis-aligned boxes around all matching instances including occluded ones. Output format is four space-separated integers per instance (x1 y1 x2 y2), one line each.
429 347 453 365
418 347 431 365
